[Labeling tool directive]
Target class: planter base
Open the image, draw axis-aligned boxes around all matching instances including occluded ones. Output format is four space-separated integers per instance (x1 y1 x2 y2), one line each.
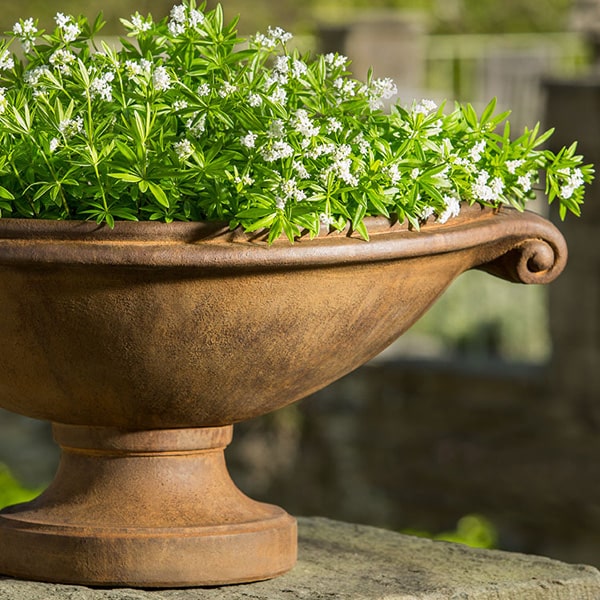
0 424 297 587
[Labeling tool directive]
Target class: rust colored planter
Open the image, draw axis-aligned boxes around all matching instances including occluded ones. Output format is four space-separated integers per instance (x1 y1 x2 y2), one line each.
0 206 566 587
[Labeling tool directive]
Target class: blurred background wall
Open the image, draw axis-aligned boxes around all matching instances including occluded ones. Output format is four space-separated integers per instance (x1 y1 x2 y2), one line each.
2 0 600 568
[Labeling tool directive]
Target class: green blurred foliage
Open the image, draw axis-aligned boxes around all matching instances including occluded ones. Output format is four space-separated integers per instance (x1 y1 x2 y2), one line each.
405 270 551 363
0 465 41 509
0 0 575 36
404 514 498 549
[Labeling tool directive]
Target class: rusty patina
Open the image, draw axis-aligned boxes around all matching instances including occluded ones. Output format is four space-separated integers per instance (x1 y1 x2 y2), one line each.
0 206 566 587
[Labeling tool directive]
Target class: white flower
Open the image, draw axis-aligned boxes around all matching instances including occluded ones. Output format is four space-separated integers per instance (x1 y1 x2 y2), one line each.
189 9 205 29
54 13 80 43
0 50 14 72
365 77 398 110
490 176 504 197
173 138 193 160
49 137 60 153
411 168 420 180
185 113 206 137
268 87 287 105
234 174 255 187
54 13 70 28
293 109 320 139
152 66 171 91
275 196 287 210
125 59 152 77
413 99 438 115
469 140 486 163
253 32 275 49
320 213 335 226
470 141 486 162
506 159 524 174
13 18 38 52
327 117 343 134
280 178 306 202
90 71 115 101
241 132 258 148
268 26 293 45
372 77 398 100
130 14 153 35
324 53 348 70
170 4 187 24
248 93 262 107
471 170 504 203
268 119 285 139
438 195 461 224
58 116 83 138
168 4 205 34
197 83 211 97
218 81 237 98
308 143 335 159
324 145 358 187
49 49 76 74
560 167 585 199
517 174 532 193
0 88 6 115
261 140 294 162
334 77 357 100
62 23 81 43
173 99 188 111
385 164 401 185
253 26 292 48
168 20 186 36
419 205 435 221
291 59 308 79
293 161 310 180
24 65 50 87
355 133 370 156
275 56 289 74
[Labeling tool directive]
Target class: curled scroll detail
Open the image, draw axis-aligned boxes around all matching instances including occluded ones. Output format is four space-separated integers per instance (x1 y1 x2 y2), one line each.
478 235 568 285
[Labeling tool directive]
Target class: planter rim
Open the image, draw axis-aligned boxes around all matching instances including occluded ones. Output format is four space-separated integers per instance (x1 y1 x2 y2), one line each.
0 205 566 283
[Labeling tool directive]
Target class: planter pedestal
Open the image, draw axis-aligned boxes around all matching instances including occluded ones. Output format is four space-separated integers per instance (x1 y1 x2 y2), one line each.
0 424 296 587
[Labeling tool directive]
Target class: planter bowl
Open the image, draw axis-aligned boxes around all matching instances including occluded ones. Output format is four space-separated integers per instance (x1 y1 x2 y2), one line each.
0 206 566 586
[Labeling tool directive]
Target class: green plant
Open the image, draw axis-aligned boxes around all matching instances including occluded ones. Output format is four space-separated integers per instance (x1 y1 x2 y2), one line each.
0 1 593 242
0 465 42 509
404 514 498 549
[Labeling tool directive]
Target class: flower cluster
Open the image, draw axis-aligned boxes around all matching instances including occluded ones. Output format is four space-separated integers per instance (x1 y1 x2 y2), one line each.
0 1 593 240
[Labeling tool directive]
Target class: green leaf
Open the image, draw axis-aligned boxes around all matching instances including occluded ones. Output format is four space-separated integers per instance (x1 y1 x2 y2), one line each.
147 182 170 208
353 219 370 241
109 172 143 183
0 187 14 200
236 207 274 219
479 97 497 126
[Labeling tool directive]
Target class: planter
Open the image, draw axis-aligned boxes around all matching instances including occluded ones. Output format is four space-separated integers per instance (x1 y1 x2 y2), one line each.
0 206 566 587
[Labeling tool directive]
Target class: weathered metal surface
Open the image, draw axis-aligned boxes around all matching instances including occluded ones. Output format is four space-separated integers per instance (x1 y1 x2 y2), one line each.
0 206 567 586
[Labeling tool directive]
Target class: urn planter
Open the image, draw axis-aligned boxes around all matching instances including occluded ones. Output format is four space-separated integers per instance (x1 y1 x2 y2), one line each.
0 206 566 587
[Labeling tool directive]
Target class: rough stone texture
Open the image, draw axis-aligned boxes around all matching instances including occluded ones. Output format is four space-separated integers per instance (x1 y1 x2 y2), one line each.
0 518 598 600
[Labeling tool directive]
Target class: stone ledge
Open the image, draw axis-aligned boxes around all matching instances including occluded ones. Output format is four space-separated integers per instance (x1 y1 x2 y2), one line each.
1 517 599 600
